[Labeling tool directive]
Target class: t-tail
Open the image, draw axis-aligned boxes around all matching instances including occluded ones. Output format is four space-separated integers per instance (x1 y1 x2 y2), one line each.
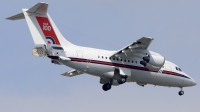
6 2 73 58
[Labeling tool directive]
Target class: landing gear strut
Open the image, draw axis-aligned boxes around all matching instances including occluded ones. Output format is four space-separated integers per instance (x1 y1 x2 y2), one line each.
178 88 184 96
102 83 112 91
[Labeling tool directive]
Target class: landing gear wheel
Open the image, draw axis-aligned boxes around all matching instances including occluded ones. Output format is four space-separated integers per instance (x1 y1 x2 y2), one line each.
121 77 126 83
102 83 111 91
117 76 127 84
178 91 184 96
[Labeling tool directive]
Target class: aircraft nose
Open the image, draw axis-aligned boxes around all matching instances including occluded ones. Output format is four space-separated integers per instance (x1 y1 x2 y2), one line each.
191 80 197 86
189 79 197 86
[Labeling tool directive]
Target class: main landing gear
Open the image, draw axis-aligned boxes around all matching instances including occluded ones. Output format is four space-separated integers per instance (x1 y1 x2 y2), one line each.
178 88 184 96
117 76 127 84
102 83 112 91
102 76 127 91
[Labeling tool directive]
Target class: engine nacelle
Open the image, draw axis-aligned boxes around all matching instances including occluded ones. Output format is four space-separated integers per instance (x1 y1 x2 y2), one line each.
143 54 165 67
140 54 165 71
112 79 120 86
145 62 161 71
103 71 115 78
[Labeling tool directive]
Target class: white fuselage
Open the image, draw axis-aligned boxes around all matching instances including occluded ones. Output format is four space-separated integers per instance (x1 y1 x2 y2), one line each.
51 45 196 88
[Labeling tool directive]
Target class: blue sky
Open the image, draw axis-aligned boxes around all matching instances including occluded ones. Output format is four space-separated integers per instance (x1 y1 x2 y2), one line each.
1 0 200 112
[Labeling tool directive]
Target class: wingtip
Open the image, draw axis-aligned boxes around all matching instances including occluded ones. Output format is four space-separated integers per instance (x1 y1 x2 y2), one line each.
38 2 48 5
5 17 13 21
142 37 153 39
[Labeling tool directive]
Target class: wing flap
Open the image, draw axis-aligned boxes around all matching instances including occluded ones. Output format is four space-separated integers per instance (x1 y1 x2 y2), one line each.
61 69 83 77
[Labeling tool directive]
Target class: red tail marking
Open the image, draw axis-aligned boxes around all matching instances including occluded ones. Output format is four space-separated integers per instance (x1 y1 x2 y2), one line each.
36 16 60 45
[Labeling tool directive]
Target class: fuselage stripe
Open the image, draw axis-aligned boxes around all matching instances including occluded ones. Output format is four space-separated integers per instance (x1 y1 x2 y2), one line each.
69 57 190 79
48 56 190 79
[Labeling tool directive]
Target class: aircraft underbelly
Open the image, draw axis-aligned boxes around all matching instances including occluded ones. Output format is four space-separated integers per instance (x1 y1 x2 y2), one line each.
62 61 113 77
61 60 185 87
130 69 185 87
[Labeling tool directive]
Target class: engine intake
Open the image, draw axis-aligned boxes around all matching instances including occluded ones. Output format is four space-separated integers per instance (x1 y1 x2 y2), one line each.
140 54 165 71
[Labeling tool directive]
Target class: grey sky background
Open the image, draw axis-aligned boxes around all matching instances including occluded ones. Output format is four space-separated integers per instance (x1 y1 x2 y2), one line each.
1 0 200 112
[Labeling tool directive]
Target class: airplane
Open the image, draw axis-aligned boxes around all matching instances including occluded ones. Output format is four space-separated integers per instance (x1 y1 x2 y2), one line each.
7 2 196 96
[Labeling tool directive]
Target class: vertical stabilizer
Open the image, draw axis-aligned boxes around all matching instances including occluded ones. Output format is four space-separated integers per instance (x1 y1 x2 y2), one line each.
7 2 73 48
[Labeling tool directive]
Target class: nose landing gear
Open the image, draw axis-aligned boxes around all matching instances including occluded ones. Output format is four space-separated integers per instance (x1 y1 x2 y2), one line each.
178 88 184 96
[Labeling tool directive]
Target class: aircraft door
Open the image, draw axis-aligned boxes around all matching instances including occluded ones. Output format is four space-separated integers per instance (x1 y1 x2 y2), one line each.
76 50 83 58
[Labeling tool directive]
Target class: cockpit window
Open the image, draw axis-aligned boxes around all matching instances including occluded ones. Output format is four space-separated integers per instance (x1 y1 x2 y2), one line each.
176 67 182 72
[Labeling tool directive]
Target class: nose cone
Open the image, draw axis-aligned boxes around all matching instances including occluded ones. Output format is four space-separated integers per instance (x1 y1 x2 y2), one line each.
187 78 197 87
191 80 197 86
183 73 196 86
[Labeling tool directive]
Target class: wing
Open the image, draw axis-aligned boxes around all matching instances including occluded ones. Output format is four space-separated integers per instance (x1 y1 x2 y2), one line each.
110 37 153 58
61 69 83 77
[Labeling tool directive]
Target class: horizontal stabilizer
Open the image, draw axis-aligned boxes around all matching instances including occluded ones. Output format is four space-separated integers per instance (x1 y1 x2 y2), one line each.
27 2 48 15
6 13 24 20
6 2 48 20
61 69 83 77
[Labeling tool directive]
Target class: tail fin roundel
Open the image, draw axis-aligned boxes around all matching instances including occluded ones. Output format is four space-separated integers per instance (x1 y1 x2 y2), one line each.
36 16 60 45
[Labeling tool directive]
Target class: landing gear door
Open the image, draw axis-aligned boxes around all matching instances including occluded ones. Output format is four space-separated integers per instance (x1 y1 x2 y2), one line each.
119 67 131 79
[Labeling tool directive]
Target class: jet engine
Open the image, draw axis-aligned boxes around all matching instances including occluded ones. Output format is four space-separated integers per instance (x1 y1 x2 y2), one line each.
140 54 165 71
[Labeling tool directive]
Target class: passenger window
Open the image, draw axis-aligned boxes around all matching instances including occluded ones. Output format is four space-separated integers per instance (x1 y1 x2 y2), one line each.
105 57 107 59
132 61 134 63
128 60 130 62
124 59 126 62
176 67 178 70
113 58 115 60
121 59 123 61
117 58 119 61
135 61 137 63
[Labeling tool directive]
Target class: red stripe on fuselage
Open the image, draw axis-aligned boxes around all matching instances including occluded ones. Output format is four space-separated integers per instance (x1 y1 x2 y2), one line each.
70 57 151 71
36 16 60 45
69 57 189 79
48 56 189 79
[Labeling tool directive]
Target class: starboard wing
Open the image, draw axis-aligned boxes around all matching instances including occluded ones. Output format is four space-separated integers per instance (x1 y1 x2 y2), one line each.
110 37 153 58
